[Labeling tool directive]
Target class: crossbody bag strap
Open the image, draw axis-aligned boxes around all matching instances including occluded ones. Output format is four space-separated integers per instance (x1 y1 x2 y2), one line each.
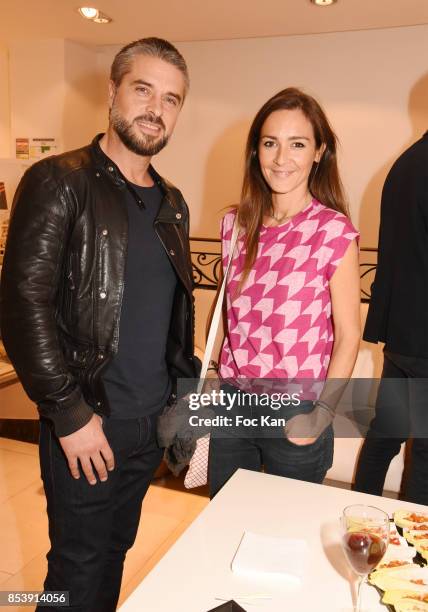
197 217 240 394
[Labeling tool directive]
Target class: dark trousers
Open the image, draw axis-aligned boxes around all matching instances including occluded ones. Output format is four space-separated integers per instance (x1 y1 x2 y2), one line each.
37 413 163 612
354 351 428 504
208 386 334 498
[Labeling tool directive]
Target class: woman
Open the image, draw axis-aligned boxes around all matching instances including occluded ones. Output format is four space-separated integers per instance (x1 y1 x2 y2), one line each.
208 88 361 497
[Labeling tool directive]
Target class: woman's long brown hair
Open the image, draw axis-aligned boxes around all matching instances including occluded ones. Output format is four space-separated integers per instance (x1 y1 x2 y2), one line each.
236 87 349 289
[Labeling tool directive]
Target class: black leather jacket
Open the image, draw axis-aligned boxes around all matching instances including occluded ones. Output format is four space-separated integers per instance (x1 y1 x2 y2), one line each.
0 135 199 436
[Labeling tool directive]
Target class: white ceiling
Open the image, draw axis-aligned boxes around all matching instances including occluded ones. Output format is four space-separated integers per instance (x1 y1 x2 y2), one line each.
0 0 427 46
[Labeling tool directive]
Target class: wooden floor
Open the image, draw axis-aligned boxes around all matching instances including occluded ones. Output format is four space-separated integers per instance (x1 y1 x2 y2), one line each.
0 437 209 611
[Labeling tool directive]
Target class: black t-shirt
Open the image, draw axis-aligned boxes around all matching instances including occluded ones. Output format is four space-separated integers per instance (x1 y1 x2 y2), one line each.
102 182 177 418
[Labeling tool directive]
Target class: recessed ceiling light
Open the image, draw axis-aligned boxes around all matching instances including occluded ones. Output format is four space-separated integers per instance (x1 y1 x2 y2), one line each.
311 0 337 5
77 7 112 23
93 12 112 24
78 7 99 19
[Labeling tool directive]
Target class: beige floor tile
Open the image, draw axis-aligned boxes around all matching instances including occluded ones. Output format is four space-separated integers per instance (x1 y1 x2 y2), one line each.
0 450 208 610
0 549 47 591
120 510 182 588
0 570 14 585
0 449 41 504
0 488 206 610
119 492 208 606
0 438 38 457
0 481 48 575
2 561 47 612
142 482 208 519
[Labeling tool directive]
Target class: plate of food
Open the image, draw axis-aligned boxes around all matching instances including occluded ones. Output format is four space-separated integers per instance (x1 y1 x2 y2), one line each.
367 510 428 611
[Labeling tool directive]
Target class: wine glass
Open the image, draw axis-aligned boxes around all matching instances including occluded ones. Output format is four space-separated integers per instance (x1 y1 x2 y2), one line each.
341 504 390 612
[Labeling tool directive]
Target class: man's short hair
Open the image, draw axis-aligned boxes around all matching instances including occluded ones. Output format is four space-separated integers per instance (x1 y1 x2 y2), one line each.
110 37 189 94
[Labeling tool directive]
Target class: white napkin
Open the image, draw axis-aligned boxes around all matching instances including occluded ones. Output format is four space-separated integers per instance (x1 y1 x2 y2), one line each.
231 531 308 585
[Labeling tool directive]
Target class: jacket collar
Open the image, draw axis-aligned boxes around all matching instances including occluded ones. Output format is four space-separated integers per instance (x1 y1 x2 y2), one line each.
90 134 183 224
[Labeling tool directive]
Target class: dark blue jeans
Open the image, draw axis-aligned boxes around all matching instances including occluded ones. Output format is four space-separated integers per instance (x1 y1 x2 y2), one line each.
208 385 334 498
354 351 428 504
37 413 163 612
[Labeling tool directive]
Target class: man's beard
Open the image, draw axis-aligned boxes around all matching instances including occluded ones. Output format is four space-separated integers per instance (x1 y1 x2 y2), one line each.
110 107 169 156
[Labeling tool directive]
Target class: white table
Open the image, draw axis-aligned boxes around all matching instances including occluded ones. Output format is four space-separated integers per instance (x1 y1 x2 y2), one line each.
119 469 427 612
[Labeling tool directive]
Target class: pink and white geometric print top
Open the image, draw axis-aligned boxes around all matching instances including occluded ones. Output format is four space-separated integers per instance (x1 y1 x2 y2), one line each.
219 199 359 381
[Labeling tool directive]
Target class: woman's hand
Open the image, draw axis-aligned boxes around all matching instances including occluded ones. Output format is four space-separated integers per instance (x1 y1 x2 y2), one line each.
284 404 332 445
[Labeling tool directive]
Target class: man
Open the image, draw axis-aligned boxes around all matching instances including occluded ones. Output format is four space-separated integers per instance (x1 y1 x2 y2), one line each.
0 38 198 611
354 131 428 504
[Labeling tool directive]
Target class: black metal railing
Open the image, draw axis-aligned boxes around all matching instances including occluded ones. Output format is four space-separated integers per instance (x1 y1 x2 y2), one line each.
358 247 378 304
190 237 377 303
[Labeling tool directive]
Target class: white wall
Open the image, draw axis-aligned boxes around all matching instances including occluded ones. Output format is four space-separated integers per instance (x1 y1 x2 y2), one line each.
0 45 10 157
7 39 101 156
9 40 66 152
63 40 105 151
0 40 101 208
98 24 428 247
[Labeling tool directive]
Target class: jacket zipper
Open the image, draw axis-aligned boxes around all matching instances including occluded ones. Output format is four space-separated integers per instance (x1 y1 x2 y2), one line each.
154 221 192 295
